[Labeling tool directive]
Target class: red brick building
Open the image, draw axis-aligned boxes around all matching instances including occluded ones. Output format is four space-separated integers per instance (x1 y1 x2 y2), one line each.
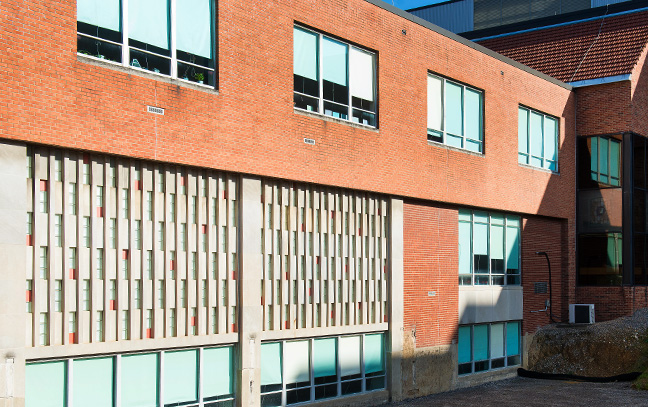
1 0 639 405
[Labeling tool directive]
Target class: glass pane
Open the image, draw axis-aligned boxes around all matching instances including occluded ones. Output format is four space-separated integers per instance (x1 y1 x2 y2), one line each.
473 223 488 255
322 37 348 86
445 82 463 136
543 116 557 163
285 340 310 385
473 325 488 361
176 0 212 58
458 326 471 363
350 48 374 102
458 209 471 222
610 139 620 180
77 0 120 31
261 343 282 386
129 0 169 50
121 353 158 407
26 362 66 407
506 226 519 270
490 323 505 359
294 27 318 81
339 336 361 377
600 137 609 177
590 137 599 175
529 111 543 158
506 322 520 356
491 225 504 260
164 350 197 404
465 88 482 142
518 108 528 155
427 75 443 131
364 333 384 374
459 221 472 275
73 357 114 407
314 338 337 378
203 347 233 397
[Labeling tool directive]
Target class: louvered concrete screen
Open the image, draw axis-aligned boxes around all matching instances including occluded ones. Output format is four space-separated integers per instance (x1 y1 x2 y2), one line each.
260 181 389 333
25 147 239 350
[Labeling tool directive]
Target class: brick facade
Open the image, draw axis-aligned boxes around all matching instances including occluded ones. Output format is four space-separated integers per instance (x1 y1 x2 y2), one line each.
403 201 459 348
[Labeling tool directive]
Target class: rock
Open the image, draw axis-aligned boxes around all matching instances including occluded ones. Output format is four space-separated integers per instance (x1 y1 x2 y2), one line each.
528 308 648 377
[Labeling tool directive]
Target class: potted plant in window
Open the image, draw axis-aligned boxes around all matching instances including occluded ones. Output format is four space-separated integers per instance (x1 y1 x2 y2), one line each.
193 73 204 84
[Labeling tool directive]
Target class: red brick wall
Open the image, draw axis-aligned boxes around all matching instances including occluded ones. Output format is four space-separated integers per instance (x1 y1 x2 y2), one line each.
0 0 575 221
576 81 632 136
521 216 570 333
576 286 648 322
403 201 458 348
631 44 648 137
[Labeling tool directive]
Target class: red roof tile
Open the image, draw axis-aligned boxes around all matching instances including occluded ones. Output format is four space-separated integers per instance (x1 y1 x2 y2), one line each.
477 11 648 83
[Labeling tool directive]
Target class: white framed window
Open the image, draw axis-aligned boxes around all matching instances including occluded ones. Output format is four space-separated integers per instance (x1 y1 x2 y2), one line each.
158 221 165 250
458 210 520 286
121 311 129 340
39 182 48 213
121 188 129 219
83 216 91 248
110 161 117 187
54 280 63 312
293 25 377 127
26 280 33 313
427 74 483 153
96 311 104 341
54 156 62 181
135 280 142 309
68 312 77 342
181 280 187 308
135 220 142 250
191 196 197 224
83 280 91 311
181 223 187 251
146 250 153 279
146 191 153 221
39 247 48 279
458 321 521 375
96 248 104 279
170 308 177 337
518 106 558 171
158 280 165 308
110 218 117 249
27 212 33 236
260 333 386 406
69 183 77 215
39 313 49 346
54 215 63 247
170 193 176 222
83 161 91 184
191 252 197 279
76 0 216 87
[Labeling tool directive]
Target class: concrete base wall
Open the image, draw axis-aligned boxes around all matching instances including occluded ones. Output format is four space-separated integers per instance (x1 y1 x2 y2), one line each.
401 331 455 399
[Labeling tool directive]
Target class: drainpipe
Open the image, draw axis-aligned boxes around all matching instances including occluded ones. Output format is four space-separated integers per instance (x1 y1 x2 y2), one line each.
536 251 556 323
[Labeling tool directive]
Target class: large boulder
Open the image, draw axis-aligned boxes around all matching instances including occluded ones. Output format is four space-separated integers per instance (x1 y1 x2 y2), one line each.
527 308 648 377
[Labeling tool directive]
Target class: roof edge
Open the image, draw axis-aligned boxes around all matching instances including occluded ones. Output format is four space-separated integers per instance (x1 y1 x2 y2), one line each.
567 74 632 88
363 0 572 90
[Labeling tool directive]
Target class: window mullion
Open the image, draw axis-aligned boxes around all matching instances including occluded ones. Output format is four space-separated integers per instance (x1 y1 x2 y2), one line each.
348 48 352 121
282 341 287 407
170 0 178 79
116 354 122 407
310 338 315 403
122 0 130 68
198 347 204 407
319 34 324 115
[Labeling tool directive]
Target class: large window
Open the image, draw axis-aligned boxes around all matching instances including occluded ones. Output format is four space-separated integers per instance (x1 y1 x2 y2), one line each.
261 333 385 406
77 0 216 87
458 321 521 375
590 136 621 186
427 74 484 153
518 106 558 171
25 346 234 407
578 233 623 286
293 26 377 127
459 210 520 286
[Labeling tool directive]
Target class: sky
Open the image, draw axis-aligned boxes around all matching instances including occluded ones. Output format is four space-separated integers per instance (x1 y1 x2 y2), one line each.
387 0 447 10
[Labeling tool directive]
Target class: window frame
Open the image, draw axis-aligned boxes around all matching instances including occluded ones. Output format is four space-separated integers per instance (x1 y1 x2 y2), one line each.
427 73 485 153
518 105 559 172
459 210 521 286
589 136 622 186
458 321 521 375
293 25 378 128
260 333 386 406
76 0 218 88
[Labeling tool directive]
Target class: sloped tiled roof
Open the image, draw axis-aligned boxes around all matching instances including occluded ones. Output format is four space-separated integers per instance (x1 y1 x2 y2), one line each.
476 10 648 83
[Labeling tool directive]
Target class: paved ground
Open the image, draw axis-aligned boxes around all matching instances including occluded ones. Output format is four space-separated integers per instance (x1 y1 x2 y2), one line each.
388 377 648 407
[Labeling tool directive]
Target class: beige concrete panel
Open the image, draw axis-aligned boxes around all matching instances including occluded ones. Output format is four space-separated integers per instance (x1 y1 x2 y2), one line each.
458 286 523 325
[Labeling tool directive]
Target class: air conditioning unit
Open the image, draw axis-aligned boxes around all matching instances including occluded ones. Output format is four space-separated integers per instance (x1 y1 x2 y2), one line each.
569 304 595 324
